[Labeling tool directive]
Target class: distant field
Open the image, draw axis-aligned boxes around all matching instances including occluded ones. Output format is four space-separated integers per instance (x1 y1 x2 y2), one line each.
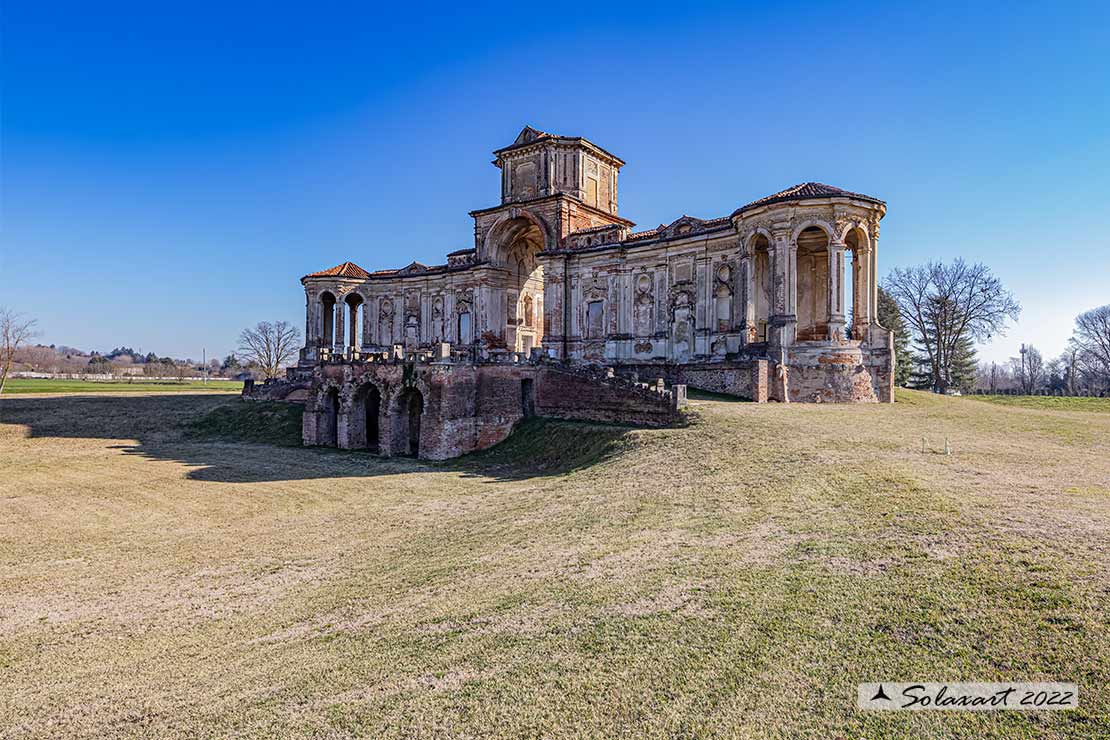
1 378 242 394
1 389 1108 737
971 393 1110 412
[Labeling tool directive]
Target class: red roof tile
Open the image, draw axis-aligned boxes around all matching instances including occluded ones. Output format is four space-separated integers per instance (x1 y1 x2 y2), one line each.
304 261 370 279
733 182 884 216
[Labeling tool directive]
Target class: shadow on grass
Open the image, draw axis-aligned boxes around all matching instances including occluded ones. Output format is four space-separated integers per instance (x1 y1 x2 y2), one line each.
685 388 752 404
0 394 638 484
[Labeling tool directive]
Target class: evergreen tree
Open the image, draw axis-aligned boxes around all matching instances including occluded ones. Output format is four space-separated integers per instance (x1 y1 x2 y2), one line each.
949 334 978 393
876 287 911 386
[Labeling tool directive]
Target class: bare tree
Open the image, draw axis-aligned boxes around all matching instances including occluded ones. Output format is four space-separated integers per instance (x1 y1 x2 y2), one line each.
883 259 1020 393
238 321 300 380
1010 344 1045 394
1070 305 1110 392
1 308 39 395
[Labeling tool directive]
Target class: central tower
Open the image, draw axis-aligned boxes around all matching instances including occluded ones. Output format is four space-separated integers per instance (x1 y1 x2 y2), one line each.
493 126 624 215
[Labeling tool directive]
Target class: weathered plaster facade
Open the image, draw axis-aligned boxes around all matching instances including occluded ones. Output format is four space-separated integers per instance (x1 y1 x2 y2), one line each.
287 126 895 457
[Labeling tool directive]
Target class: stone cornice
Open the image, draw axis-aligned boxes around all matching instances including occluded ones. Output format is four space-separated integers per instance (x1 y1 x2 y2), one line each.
492 136 625 168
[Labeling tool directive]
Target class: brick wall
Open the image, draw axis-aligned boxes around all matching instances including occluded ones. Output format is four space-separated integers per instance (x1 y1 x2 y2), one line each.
534 366 681 427
300 360 683 460
617 360 769 403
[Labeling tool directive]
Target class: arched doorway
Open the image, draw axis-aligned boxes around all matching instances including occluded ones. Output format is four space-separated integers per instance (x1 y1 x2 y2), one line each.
844 226 869 339
321 387 340 447
393 388 424 457
351 383 381 452
751 234 771 341
487 216 545 353
796 226 831 340
319 292 336 349
345 294 363 350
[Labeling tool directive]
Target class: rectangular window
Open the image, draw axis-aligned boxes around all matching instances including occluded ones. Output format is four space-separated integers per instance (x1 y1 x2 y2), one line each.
458 312 471 344
587 301 604 338
716 295 731 332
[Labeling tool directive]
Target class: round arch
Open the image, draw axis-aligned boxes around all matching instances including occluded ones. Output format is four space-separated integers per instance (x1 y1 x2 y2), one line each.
481 209 550 354
841 224 871 251
794 225 832 341
745 227 774 252
791 218 836 243
318 291 337 348
318 385 341 447
483 210 551 265
390 386 425 457
342 293 364 349
350 381 382 452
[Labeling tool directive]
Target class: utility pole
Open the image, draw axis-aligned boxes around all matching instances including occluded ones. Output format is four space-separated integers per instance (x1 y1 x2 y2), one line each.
1019 343 1027 394
203 348 207 386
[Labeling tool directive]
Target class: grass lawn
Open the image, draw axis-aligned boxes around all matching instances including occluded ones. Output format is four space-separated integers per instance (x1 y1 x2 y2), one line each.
1 390 1107 738
1 378 242 394
971 393 1110 413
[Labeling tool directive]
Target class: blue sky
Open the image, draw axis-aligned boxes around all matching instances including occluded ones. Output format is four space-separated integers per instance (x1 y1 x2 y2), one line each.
3 1 1108 364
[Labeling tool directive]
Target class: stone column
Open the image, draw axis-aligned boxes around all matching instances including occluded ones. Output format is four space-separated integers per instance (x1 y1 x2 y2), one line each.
768 228 797 347
854 245 872 340
304 294 312 347
739 254 756 346
361 299 372 348
350 302 362 349
334 302 345 354
869 223 880 328
827 239 847 340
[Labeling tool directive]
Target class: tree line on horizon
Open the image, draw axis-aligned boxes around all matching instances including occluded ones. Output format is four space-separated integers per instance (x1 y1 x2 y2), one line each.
3 279 1109 396
879 259 1109 396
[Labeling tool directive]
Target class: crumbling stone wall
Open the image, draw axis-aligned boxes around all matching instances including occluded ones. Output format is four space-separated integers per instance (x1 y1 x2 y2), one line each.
534 366 683 427
301 360 683 460
615 360 769 403
241 377 312 404
779 343 893 403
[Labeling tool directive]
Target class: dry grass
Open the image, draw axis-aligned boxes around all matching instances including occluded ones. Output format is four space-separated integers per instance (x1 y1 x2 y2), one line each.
1 390 1108 738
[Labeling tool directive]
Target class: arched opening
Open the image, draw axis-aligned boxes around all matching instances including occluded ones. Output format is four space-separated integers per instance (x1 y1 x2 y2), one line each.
751 234 771 341
488 216 545 353
345 294 363 349
393 388 424 457
795 226 830 341
844 227 868 339
319 292 336 348
350 383 381 452
322 387 340 447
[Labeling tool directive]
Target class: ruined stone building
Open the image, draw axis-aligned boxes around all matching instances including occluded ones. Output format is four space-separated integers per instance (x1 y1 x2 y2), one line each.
282 126 894 458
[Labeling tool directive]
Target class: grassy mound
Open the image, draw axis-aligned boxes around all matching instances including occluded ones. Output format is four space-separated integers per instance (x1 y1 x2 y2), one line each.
970 394 1110 412
186 399 304 446
459 416 636 477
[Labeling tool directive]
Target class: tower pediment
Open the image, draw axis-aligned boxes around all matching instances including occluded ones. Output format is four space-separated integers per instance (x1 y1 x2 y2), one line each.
512 126 552 146
396 261 429 275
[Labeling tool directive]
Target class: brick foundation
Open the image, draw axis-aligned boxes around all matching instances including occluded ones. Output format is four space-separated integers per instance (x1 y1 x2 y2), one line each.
296 359 683 460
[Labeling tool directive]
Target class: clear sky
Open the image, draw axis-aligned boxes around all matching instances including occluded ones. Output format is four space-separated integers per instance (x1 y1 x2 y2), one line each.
3 1 1108 364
